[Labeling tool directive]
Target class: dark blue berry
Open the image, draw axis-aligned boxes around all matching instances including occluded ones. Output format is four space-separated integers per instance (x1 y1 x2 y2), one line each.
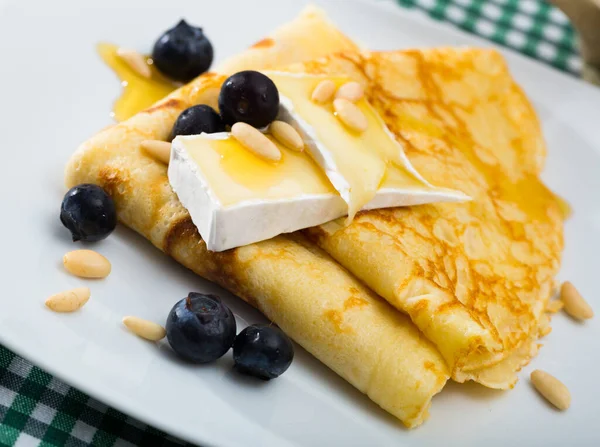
60 184 117 242
218 71 279 128
152 20 213 83
166 293 236 363
233 325 294 380
170 105 225 140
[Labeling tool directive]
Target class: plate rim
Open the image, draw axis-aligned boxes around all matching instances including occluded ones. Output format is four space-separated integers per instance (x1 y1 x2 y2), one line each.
1 1 598 446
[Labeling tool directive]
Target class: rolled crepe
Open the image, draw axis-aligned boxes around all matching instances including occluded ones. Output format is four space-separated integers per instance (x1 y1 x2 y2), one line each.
65 9 449 428
288 49 564 388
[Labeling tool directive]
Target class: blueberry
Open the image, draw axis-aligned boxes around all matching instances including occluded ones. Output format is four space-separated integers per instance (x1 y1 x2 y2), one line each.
152 19 213 83
60 184 117 242
166 293 236 363
233 325 294 380
170 105 225 140
218 71 279 128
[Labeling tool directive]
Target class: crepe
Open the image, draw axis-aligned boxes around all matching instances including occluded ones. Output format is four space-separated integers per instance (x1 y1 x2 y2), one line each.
216 5 358 74
64 7 449 428
291 49 564 387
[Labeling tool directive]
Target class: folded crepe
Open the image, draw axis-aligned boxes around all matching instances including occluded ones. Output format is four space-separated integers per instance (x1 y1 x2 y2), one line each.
294 49 564 387
65 7 449 428
216 5 358 74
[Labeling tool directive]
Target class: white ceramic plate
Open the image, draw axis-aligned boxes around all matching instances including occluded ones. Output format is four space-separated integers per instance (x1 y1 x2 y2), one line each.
1 0 599 445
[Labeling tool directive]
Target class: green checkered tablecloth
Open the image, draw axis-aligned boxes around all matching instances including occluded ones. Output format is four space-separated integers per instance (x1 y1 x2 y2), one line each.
0 1 580 446
398 0 580 73
0 351 188 447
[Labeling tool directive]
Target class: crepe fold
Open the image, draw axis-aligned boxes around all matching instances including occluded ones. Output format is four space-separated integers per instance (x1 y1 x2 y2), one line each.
65 7 449 428
291 49 564 387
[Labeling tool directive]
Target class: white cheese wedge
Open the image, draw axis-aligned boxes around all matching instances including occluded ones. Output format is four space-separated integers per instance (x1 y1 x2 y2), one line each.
169 133 347 252
169 131 468 252
267 71 468 219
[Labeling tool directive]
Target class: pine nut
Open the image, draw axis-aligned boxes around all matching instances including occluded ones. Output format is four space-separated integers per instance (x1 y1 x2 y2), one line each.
560 281 593 320
122 316 166 341
269 121 304 152
333 98 367 133
335 81 364 102
45 287 90 313
231 122 281 161
141 140 171 164
116 48 151 78
311 80 336 104
63 250 111 279
530 370 571 410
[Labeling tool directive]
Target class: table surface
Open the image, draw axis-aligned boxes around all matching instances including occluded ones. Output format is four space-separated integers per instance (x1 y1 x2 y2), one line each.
0 0 580 446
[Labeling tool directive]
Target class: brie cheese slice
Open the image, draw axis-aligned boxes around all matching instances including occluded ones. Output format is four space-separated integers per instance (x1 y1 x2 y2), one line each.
169 130 468 252
169 133 346 252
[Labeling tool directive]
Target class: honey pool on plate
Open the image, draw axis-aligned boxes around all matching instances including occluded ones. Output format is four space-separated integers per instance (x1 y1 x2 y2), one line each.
97 43 178 121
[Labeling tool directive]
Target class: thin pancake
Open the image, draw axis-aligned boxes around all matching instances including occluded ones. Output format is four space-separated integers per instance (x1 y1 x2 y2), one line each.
65 10 449 428
291 49 563 387
216 5 358 74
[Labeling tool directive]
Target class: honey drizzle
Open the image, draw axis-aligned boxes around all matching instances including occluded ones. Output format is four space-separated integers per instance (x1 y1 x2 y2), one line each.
555 194 573 219
96 43 572 222
97 43 178 121
337 50 570 224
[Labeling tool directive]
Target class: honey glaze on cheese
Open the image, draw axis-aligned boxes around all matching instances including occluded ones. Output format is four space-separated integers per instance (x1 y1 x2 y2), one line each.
267 72 441 219
97 43 178 121
184 135 336 206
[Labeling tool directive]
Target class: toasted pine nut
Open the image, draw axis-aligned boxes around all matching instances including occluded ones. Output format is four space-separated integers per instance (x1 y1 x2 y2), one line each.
116 48 151 78
335 82 364 102
122 316 166 341
231 122 281 161
333 98 367 133
530 370 571 410
311 80 336 104
141 140 171 164
560 281 593 320
45 287 90 313
63 250 111 279
546 299 564 313
269 121 304 152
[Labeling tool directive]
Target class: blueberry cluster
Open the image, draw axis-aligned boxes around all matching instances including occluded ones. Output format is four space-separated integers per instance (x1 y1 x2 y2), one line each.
167 293 294 379
151 20 281 142
170 70 280 141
